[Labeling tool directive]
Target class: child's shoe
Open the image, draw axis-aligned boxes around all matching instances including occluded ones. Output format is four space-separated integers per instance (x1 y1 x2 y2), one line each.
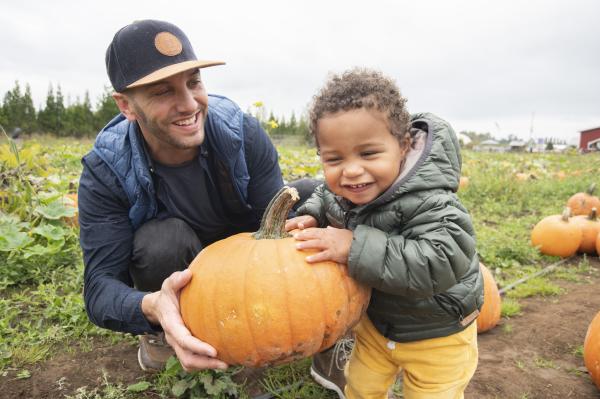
310 337 354 399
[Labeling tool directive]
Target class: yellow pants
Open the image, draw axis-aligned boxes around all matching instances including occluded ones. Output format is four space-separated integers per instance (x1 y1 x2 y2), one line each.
344 317 478 399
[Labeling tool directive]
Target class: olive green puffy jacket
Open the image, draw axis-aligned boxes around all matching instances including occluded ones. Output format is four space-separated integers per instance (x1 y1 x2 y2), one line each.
297 112 483 342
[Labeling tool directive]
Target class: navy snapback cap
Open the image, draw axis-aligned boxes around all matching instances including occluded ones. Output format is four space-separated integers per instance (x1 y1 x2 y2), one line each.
106 19 225 92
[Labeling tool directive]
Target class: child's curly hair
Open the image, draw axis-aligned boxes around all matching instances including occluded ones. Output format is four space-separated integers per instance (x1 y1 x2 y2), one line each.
309 68 411 149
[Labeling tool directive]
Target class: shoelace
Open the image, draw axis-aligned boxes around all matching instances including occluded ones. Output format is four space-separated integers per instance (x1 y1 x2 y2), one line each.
147 332 169 347
328 337 354 375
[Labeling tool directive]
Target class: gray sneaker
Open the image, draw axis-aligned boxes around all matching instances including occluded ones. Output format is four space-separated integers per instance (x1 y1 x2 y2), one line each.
137 333 175 372
310 338 354 399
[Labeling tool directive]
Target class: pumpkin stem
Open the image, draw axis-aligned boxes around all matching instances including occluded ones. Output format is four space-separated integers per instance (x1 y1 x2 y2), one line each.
588 207 598 221
253 186 300 240
561 207 572 222
587 183 597 196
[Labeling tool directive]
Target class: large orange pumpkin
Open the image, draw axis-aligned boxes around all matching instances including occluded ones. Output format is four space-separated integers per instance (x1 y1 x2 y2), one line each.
180 187 370 367
567 184 600 216
572 208 600 255
477 263 502 333
531 207 582 257
584 311 600 390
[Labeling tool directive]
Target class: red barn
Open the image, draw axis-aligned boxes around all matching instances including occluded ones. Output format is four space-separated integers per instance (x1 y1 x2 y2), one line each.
579 127 600 152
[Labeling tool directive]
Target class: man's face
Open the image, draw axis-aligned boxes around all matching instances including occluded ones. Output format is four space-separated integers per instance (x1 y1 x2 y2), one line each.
117 69 209 164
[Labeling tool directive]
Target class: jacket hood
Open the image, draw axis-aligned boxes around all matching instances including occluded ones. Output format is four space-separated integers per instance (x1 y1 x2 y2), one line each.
362 112 462 209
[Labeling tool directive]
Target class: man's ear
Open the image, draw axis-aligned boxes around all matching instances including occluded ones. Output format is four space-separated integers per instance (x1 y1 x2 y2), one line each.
112 92 138 121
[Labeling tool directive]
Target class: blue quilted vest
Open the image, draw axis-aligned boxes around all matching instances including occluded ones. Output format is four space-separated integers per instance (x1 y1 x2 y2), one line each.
92 94 249 230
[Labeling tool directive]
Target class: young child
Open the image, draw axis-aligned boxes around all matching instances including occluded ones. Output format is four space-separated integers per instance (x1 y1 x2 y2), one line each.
285 68 483 399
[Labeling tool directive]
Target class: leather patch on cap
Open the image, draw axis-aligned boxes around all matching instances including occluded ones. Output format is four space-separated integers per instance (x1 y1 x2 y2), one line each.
154 32 183 56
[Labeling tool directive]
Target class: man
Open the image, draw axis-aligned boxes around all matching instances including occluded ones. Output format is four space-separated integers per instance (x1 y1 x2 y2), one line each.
79 19 316 372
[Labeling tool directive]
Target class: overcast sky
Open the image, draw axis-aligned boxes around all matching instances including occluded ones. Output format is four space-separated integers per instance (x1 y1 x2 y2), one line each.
2 0 599 142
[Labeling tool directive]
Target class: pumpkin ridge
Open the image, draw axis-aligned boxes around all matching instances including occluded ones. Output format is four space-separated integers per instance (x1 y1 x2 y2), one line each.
205 251 224 361
340 265 354 338
312 260 332 350
212 249 236 365
280 239 296 362
242 239 261 365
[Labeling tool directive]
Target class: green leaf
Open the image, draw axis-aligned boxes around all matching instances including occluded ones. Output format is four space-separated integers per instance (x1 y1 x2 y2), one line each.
32 224 66 241
127 381 151 392
0 224 33 251
34 198 76 220
171 379 190 397
22 244 54 258
165 355 181 373
16 369 31 379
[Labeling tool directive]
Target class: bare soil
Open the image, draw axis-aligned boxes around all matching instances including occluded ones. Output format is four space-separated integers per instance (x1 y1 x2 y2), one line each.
2 257 599 399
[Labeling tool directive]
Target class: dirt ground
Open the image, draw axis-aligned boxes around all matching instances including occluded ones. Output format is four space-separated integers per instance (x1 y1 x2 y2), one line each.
2 257 599 399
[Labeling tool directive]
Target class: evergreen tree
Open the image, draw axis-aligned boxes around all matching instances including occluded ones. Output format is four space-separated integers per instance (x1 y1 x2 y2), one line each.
0 104 6 133
93 86 120 132
288 112 298 136
2 81 23 133
21 84 37 133
38 84 56 133
54 85 66 136
63 92 96 137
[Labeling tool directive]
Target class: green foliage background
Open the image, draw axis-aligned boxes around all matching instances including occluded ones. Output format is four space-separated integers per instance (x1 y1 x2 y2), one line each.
0 134 598 398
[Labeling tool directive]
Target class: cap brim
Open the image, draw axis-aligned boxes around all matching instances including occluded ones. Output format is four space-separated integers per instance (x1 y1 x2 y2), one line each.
126 60 225 89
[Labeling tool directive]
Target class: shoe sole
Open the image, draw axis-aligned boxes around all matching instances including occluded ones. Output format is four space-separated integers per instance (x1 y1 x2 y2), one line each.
137 347 150 372
310 367 346 399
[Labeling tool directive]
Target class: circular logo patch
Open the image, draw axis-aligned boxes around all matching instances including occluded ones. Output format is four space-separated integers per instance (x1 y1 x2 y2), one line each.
154 32 183 56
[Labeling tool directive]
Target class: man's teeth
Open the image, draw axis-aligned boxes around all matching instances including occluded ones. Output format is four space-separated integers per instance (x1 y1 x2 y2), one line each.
174 115 196 126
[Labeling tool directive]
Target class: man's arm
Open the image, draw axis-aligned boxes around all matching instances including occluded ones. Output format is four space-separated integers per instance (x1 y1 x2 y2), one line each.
79 152 157 335
242 115 285 219
80 151 228 370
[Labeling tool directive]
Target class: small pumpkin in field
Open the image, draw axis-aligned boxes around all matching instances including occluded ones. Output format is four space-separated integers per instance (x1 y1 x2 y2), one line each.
567 183 600 216
584 311 600 390
531 207 582 257
477 263 502 334
180 187 370 367
459 176 469 190
572 208 600 255
63 193 79 227
515 173 529 181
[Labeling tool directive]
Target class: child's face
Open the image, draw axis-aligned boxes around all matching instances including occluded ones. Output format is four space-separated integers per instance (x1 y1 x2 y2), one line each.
317 108 405 205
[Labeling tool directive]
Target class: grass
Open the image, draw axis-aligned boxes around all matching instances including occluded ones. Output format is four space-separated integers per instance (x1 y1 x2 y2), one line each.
1 136 599 397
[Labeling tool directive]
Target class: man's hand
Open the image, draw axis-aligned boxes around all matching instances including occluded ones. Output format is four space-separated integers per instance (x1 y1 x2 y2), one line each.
293 226 353 264
141 269 228 371
285 215 318 232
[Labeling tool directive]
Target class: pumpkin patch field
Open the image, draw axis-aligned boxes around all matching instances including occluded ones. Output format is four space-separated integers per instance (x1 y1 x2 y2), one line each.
1 137 600 398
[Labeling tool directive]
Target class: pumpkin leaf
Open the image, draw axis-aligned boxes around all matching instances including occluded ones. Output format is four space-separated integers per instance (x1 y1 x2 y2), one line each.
34 199 76 220
126 381 151 392
32 224 67 241
171 379 190 397
22 241 66 259
0 224 33 252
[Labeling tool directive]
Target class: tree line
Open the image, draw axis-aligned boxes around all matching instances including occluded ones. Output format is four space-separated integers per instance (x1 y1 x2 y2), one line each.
0 81 119 138
0 81 309 139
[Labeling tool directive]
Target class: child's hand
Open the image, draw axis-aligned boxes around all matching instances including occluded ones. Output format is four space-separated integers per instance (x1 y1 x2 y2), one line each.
293 226 353 265
285 215 318 232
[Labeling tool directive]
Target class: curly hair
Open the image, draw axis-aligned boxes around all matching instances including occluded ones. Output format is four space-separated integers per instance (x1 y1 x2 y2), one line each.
309 68 411 149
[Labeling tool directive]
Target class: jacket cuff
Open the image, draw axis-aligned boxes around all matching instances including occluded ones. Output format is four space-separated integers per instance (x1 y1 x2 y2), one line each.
123 291 163 335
